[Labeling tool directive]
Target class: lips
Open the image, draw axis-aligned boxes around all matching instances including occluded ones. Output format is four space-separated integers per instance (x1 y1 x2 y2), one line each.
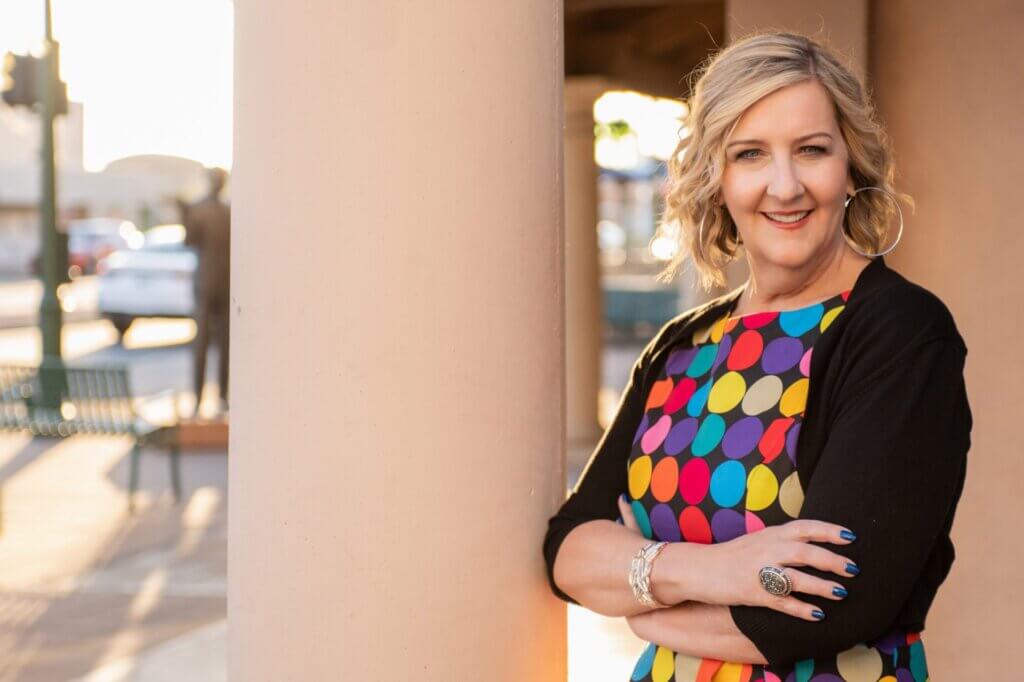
761 209 814 227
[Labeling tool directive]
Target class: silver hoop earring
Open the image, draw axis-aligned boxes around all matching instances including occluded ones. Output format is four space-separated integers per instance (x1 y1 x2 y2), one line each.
842 186 904 257
697 214 740 261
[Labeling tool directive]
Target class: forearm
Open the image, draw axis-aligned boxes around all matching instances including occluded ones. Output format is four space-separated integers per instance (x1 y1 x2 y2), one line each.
552 521 704 617
630 602 768 665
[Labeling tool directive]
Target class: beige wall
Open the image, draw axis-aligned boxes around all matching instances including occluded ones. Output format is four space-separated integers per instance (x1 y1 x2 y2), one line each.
230 1 568 678
872 2 1024 677
726 0 868 79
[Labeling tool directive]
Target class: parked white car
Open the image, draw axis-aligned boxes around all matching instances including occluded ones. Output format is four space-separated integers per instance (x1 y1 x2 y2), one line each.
67 217 144 277
97 224 196 337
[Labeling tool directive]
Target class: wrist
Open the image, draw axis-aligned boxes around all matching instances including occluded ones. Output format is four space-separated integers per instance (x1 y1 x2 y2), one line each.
649 541 706 605
629 541 672 608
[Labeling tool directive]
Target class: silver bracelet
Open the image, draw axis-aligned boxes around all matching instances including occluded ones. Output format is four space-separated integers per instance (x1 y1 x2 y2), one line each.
628 541 671 608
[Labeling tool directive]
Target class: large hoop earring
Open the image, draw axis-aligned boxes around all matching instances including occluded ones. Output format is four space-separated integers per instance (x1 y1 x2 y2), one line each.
842 186 904 257
697 213 741 261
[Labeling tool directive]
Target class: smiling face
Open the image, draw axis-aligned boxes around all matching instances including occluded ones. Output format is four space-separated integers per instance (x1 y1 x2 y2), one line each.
719 79 856 271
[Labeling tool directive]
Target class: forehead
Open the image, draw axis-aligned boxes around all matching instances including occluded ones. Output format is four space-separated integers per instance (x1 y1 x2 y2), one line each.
728 79 839 141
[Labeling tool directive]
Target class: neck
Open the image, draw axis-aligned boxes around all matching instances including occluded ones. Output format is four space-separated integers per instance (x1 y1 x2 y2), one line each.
735 246 871 315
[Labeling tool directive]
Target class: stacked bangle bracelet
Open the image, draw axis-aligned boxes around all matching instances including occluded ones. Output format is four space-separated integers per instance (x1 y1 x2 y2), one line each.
628 541 671 608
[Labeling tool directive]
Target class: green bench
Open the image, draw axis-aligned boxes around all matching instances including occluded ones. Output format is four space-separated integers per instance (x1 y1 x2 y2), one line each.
0 364 182 513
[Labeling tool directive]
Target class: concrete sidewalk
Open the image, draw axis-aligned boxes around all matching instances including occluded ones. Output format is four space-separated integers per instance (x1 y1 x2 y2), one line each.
0 433 226 681
0 277 101 330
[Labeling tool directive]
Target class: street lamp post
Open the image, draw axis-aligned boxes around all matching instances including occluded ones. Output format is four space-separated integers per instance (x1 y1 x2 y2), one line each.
0 1 74 412
38 0 62 363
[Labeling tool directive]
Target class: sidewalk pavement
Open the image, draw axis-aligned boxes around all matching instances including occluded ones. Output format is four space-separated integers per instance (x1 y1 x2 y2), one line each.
0 277 101 330
0 432 226 682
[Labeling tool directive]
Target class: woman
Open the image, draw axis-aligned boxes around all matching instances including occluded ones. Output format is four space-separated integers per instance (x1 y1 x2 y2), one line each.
542 31 972 681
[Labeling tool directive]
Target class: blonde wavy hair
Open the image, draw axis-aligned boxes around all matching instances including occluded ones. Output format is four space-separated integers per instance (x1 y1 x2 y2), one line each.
656 30 914 292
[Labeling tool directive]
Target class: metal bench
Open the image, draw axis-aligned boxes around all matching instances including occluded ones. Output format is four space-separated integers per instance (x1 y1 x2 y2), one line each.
0 363 181 513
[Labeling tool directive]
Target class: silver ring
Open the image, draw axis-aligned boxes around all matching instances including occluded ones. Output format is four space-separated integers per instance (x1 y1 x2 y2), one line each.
758 565 793 597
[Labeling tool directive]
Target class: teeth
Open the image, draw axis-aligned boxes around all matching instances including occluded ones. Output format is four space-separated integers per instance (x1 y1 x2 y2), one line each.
765 210 810 223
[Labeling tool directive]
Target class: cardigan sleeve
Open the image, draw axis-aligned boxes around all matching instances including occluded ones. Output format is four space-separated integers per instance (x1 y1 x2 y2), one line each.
541 337 655 604
728 335 972 666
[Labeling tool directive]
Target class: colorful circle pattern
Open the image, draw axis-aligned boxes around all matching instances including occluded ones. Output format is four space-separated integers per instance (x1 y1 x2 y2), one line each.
623 289 929 681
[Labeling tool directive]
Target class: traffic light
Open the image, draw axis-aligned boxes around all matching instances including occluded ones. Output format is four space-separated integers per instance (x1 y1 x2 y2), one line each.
1 51 67 114
2 52 39 108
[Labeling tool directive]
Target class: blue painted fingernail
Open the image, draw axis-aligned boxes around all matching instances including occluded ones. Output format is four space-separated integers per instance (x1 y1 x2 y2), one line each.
812 609 826 620
840 529 857 541
846 562 860 575
833 586 848 598
619 494 626 504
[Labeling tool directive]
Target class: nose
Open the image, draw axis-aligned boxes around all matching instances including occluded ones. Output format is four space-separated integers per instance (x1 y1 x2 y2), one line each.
766 157 806 203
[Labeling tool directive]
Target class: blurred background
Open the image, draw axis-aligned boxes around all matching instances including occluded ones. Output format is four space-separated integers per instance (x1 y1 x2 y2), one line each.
0 1 1020 681
0 2 229 681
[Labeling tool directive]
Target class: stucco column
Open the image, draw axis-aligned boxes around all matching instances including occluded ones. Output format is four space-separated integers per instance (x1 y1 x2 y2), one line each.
564 76 611 467
230 2 567 679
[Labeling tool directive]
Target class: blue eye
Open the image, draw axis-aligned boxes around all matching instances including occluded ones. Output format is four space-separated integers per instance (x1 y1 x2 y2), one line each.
735 145 827 160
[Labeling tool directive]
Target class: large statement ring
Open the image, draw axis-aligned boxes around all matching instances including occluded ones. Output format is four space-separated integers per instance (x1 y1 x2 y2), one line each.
758 566 793 597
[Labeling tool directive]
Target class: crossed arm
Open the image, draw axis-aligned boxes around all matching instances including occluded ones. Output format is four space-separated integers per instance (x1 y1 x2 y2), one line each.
625 593 769 664
610 496 767 663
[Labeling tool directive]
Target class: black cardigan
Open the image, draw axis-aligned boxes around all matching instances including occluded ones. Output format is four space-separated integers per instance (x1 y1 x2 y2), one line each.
541 255 973 666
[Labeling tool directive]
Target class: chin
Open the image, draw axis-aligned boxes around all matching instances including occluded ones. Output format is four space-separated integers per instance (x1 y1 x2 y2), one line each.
753 240 821 269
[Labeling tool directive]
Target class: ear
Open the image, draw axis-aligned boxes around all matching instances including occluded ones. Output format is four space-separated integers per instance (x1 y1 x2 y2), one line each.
846 176 856 197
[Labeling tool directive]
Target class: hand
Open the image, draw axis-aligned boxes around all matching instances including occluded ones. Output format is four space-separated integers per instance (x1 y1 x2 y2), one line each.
701 518 859 621
616 493 644 534
617 494 857 623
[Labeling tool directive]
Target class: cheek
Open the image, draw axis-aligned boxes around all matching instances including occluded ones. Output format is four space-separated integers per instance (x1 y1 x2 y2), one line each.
804 159 850 199
720 173 763 212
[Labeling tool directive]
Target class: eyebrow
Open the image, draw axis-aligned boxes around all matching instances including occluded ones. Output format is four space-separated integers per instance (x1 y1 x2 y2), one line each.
726 132 834 148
